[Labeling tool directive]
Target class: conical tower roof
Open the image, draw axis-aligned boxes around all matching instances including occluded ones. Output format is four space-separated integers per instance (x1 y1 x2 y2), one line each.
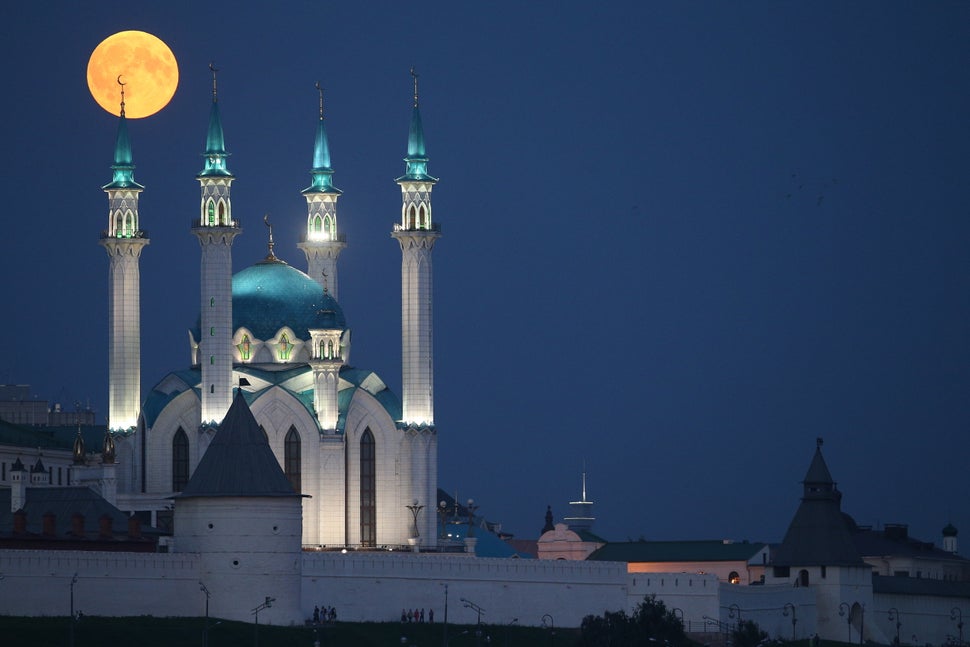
772 442 864 567
102 109 144 190
177 391 299 498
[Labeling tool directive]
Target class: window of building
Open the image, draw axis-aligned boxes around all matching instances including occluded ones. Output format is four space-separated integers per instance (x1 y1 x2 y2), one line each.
799 569 810 587
207 200 215 225
284 427 301 493
360 428 376 547
237 335 252 361
172 428 189 491
728 571 740 585
278 333 293 361
313 215 322 233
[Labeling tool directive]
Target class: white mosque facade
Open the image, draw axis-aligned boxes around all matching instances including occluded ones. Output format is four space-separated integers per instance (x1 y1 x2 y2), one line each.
104 73 438 548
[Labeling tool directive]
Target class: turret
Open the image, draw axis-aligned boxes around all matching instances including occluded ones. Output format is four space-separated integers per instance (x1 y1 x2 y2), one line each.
943 523 958 554
307 290 348 432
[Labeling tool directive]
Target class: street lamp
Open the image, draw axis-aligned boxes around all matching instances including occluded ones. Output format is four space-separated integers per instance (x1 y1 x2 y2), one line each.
729 604 742 627
888 608 901 646
438 501 449 541
783 603 797 641
200 581 211 647
69 572 79 647
541 614 556 647
505 618 518 647
252 596 275 647
953 607 964 645
441 583 449 647
461 597 485 625
839 603 853 643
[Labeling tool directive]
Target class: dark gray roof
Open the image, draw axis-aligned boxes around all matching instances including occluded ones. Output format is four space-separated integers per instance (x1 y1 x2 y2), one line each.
772 446 865 567
0 486 159 537
852 524 969 563
177 391 300 499
872 574 970 599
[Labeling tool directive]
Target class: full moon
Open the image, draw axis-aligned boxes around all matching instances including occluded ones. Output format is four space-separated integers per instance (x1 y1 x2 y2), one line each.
87 30 178 119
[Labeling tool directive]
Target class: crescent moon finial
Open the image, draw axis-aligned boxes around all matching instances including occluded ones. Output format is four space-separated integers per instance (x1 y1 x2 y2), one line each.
117 75 127 117
315 81 324 120
263 214 276 260
208 62 218 103
410 66 419 107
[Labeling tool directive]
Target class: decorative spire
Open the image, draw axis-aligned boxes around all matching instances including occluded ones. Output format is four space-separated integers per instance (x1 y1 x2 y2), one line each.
199 63 232 177
102 76 143 191
304 82 340 195
397 68 437 183
263 214 278 262
102 430 116 464
72 427 85 465
210 62 218 103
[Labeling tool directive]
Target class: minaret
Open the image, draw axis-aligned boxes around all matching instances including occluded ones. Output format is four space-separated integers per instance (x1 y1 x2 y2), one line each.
391 68 441 426
391 69 441 543
192 64 241 426
100 77 149 433
298 83 346 298
564 469 596 531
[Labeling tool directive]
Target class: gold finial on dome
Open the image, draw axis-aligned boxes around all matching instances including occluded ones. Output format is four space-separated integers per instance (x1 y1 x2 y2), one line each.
315 81 325 119
117 75 127 117
263 214 278 262
410 66 419 107
209 62 219 103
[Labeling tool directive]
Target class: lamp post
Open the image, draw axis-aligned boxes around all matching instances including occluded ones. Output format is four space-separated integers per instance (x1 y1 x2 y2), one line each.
252 596 275 647
839 603 852 643
783 603 797 641
505 618 518 647
200 581 211 647
461 597 485 647
441 583 449 647
952 607 964 645
888 608 901 646
541 614 555 647
672 608 684 631
438 501 449 541
69 572 79 647
728 604 742 630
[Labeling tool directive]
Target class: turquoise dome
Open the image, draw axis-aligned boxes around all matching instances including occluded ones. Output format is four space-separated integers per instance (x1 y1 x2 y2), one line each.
230 260 346 339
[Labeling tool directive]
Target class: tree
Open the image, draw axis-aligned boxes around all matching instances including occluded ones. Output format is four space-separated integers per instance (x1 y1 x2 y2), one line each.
579 596 689 647
731 619 768 647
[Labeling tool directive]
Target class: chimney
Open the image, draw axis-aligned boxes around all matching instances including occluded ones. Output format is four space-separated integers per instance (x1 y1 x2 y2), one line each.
42 511 56 537
99 514 113 539
13 509 27 535
71 512 85 538
127 515 142 539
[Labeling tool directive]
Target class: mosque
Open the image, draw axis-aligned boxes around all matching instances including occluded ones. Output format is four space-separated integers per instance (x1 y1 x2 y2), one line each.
102 68 439 547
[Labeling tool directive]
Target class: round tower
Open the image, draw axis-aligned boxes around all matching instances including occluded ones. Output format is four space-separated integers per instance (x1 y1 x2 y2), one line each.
942 523 958 554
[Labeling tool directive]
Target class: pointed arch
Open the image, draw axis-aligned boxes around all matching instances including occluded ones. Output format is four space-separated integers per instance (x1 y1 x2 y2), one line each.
407 205 416 230
418 205 426 229
218 200 227 225
172 428 189 492
284 426 301 493
360 428 376 547
324 214 335 240
115 213 124 237
312 214 323 234
207 200 216 225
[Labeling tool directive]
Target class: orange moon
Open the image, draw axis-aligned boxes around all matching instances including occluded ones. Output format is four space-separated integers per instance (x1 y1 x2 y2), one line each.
87 30 178 119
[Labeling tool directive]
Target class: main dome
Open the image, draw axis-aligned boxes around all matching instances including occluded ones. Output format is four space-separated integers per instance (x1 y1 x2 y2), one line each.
231 260 346 339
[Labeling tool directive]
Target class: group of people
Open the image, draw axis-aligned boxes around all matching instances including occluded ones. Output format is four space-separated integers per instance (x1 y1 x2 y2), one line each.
401 608 433 623
313 605 337 624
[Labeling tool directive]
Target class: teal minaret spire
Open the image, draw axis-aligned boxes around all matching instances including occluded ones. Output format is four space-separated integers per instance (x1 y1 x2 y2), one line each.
192 64 241 430
100 76 149 454
391 68 440 545
299 82 346 298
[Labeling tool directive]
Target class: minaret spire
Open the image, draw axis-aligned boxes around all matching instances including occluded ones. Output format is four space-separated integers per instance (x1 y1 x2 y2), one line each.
392 69 441 544
192 64 241 428
298 82 346 298
100 77 149 438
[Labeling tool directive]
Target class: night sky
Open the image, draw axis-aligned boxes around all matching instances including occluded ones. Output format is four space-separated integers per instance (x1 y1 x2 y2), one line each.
2 2 968 547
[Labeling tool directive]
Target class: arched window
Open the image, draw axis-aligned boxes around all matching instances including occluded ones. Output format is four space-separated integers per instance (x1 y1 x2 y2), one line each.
207 200 215 225
418 205 426 229
407 206 416 230
324 215 334 240
327 339 334 359
312 215 323 233
278 333 293 361
799 569 810 587
360 428 376 547
728 571 740 585
237 334 252 361
284 427 301 493
172 428 189 492
124 213 133 237
218 202 226 224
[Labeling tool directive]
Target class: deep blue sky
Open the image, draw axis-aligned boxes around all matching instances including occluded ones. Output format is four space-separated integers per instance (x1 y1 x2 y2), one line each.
2 2 968 546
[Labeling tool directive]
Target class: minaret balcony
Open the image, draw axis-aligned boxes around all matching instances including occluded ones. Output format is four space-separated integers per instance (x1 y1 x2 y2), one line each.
191 218 240 229
100 229 148 240
300 231 347 243
393 222 441 233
